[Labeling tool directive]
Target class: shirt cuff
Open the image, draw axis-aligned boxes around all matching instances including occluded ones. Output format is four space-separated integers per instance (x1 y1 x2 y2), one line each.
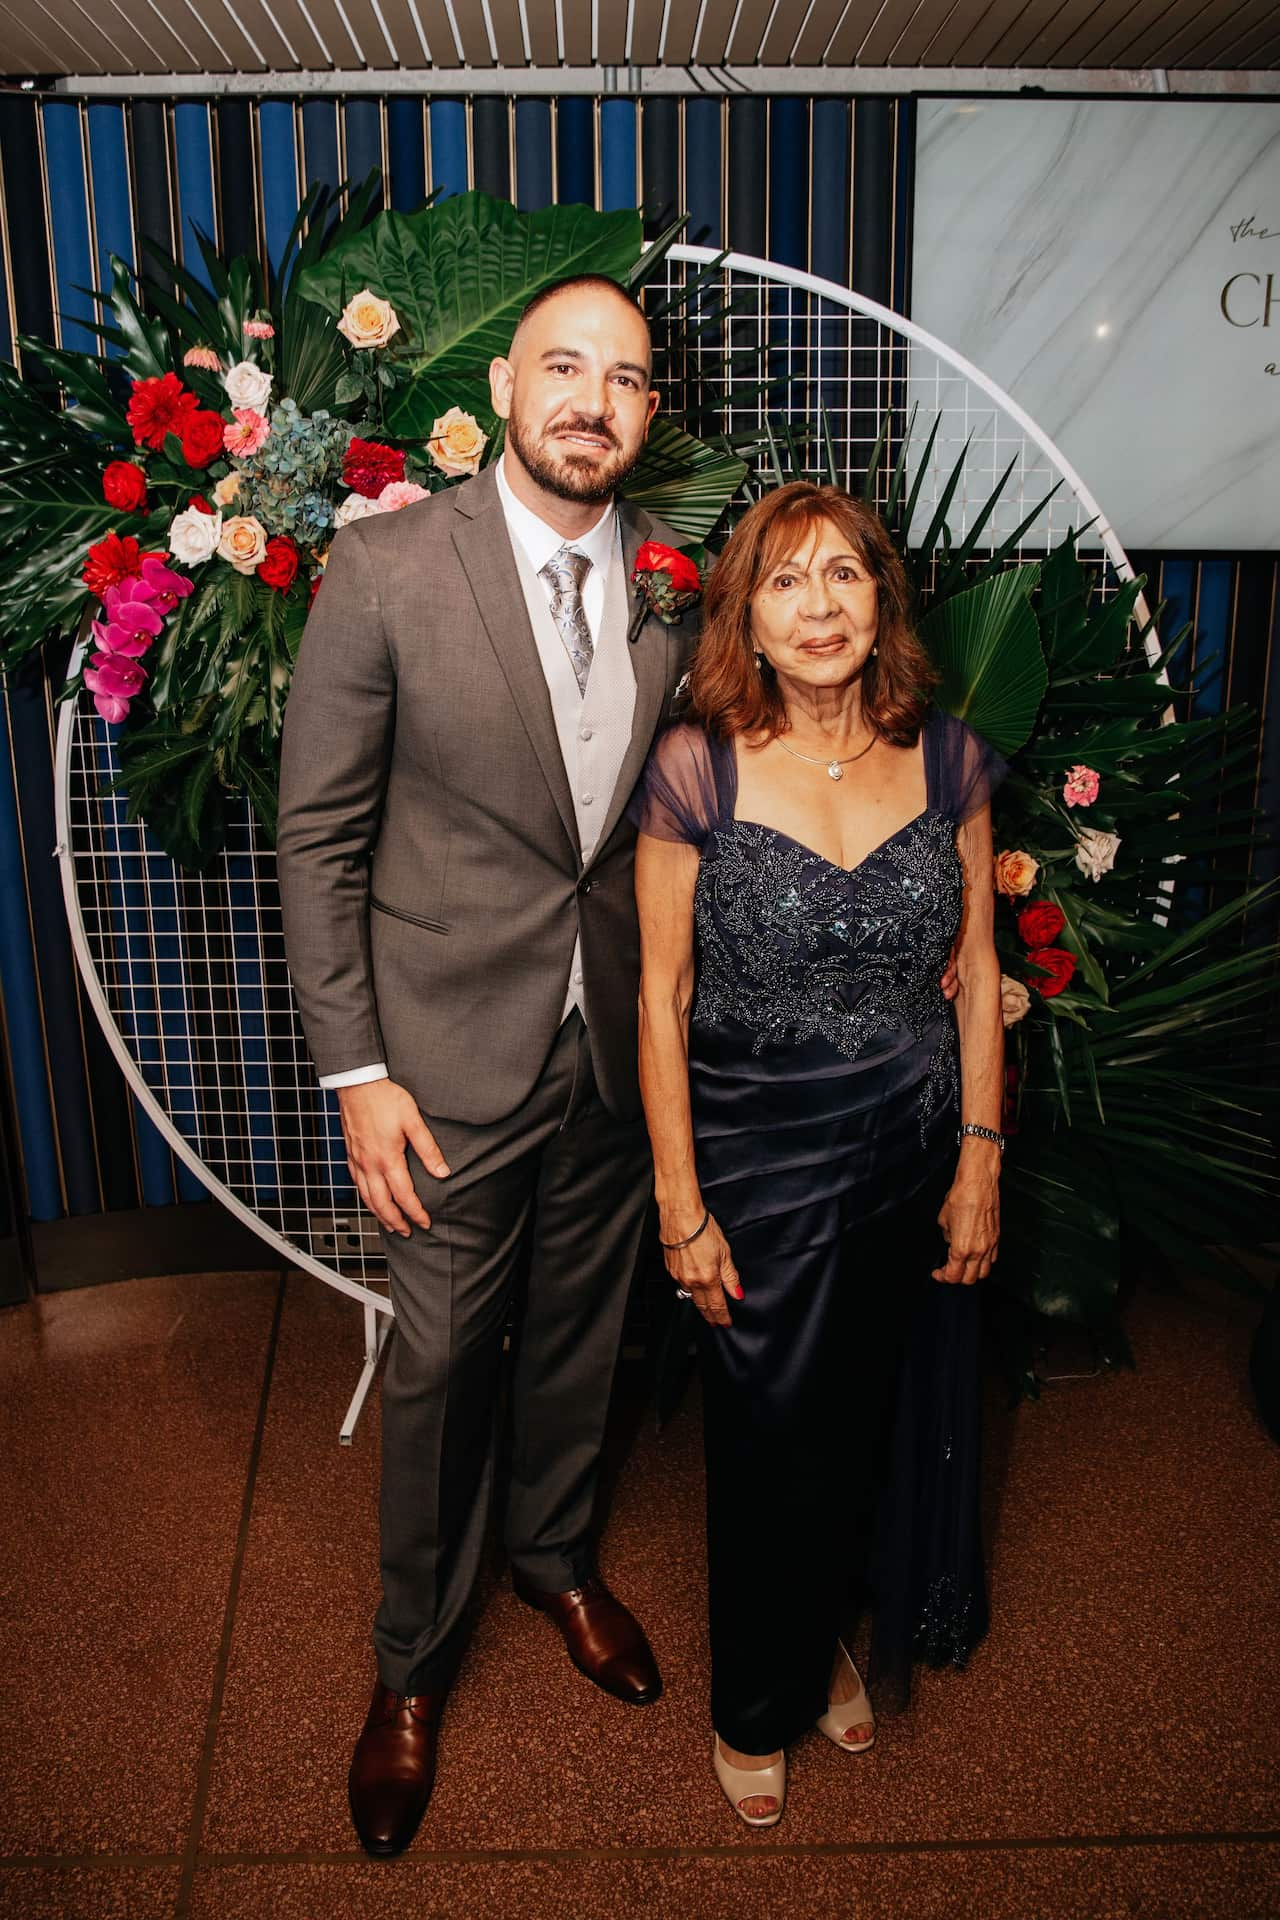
318 1062 389 1090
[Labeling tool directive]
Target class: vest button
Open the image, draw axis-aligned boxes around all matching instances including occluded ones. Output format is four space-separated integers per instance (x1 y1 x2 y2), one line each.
577 877 594 895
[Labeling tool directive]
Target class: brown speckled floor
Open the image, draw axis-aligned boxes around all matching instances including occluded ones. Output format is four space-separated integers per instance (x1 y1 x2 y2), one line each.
2 1265 1277 1920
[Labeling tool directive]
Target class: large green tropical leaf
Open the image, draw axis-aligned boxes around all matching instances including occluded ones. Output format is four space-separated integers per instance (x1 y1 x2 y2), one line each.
918 565 1047 755
294 192 644 438
622 418 747 541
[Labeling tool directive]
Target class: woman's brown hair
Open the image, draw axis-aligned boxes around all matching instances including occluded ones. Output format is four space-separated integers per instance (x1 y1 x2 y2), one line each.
687 481 937 746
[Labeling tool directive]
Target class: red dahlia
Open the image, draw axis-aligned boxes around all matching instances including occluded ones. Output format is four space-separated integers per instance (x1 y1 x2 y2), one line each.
102 460 147 513
126 372 198 451
180 408 228 469
343 437 405 499
82 531 146 600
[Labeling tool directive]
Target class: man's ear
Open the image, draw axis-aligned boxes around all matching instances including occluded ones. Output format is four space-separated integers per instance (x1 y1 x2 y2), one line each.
489 355 514 420
645 387 660 432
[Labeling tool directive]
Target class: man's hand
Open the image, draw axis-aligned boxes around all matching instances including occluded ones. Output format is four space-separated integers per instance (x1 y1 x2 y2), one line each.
337 1080 450 1236
941 949 959 1001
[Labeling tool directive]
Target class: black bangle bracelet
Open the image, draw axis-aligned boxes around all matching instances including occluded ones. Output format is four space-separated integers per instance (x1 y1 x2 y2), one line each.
958 1122 1005 1152
658 1207 710 1250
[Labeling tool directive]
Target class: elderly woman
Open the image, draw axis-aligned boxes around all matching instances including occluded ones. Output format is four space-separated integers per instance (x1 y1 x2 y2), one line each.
631 482 1005 1825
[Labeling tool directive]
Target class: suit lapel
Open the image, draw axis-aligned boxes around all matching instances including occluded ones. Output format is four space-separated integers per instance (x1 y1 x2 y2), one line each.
589 501 673 862
450 470 580 858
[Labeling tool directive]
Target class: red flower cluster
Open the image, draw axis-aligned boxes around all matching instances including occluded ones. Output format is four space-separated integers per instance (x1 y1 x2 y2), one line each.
180 408 228 469
634 539 701 594
83 531 147 600
126 372 198 451
343 437 404 499
102 460 147 513
1016 901 1065 947
257 535 299 593
1028 948 1077 998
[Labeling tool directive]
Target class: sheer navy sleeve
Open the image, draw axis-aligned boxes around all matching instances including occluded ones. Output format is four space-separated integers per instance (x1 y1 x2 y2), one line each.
627 721 726 850
930 709 1007 824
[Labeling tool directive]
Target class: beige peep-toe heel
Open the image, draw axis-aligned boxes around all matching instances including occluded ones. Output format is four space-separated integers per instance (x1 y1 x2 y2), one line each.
713 1735 786 1827
816 1640 876 1753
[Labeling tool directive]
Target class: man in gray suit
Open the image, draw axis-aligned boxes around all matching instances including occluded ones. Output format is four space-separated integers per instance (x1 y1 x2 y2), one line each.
277 276 691 1856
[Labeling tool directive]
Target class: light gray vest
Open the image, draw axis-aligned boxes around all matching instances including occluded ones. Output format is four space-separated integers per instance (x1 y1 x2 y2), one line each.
510 518 636 1020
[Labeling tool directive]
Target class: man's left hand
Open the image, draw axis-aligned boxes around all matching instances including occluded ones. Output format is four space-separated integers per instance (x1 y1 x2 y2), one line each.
940 951 959 1001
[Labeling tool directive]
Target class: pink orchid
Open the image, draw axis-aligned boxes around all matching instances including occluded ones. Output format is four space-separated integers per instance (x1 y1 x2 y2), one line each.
375 479 430 512
223 407 271 457
85 650 147 722
100 577 165 644
138 553 195 612
1063 764 1100 808
90 615 152 659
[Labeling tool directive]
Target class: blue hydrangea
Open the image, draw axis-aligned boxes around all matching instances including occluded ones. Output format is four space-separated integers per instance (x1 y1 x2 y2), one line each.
236 400 351 553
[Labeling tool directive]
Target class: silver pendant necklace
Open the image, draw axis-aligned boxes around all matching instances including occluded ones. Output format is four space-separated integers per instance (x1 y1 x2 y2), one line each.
776 732 876 782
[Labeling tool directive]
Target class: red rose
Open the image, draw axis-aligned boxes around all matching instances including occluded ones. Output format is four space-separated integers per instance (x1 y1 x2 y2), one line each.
1027 947 1077 999
1017 901 1066 947
343 437 405 499
126 372 198 451
257 535 299 592
102 460 147 513
180 408 228 469
82 531 146 600
634 538 701 595
188 495 215 515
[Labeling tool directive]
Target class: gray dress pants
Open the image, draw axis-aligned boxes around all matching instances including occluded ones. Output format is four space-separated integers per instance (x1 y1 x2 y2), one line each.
373 1011 652 1695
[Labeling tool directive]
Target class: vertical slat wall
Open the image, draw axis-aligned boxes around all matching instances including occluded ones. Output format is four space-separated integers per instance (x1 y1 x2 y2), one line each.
0 91 1274 1225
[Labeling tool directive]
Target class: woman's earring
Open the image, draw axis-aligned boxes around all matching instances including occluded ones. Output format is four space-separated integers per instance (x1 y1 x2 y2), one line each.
754 651 764 671
870 644 878 657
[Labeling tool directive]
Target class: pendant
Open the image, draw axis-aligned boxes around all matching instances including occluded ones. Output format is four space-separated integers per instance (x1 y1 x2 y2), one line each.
827 762 843 781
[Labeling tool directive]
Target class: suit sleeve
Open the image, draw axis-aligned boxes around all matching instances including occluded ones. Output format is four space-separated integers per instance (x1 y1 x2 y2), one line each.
277 525 394 1080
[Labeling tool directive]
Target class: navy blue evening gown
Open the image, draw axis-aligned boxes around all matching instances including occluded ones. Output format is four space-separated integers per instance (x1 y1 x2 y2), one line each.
631 706 1005 1754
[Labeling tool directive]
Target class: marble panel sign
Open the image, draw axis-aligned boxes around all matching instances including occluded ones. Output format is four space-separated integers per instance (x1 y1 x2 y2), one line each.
912 100 1280 551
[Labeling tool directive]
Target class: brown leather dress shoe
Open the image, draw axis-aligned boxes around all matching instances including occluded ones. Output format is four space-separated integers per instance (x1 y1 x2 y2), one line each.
347 1680 446 1858
513 1570 662 1705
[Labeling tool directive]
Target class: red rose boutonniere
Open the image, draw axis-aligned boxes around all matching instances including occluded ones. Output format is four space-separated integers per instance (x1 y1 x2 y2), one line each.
631 539 702 626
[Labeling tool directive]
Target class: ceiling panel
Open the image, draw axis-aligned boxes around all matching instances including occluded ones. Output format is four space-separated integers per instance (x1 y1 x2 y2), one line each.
3 0 1277 79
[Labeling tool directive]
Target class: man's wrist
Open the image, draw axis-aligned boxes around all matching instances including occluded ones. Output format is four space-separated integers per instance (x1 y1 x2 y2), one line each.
319 1062 389 1090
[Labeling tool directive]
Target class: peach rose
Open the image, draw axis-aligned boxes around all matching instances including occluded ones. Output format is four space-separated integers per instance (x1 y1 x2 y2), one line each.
218 513 268 575
213 469 244 509
428 406 488 478
337 289 400 351
994 849 1039 898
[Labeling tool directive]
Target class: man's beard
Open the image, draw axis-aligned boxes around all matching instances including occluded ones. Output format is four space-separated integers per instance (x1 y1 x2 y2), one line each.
505 409 644 505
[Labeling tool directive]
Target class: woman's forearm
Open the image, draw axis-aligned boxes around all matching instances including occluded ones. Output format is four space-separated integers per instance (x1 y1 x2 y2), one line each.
638 982 704 1233
954 952 1004 1161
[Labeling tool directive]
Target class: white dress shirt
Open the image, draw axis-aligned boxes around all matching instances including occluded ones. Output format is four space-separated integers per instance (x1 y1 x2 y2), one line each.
319 463 619 1091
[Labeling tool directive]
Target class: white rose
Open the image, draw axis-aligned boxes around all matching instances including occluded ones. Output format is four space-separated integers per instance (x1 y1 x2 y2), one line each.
1000 974 1031 1029
217 513 269 575
334 491 383 528
1074 827 1121 883
167 505 222 565
222 359 273 412
337 289 400 350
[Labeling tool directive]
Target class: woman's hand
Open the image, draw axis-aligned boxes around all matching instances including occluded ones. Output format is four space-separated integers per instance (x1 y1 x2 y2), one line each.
933 1156 1000 1285
663 1213 742 1327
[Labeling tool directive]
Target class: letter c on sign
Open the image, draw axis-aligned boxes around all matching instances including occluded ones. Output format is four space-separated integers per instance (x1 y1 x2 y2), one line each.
1221 272 1260 326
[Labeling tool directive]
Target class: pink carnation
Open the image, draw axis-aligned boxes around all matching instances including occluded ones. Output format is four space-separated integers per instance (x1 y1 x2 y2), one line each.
223 407 271 457
183 344 222 372
1063 764 1100 808
243 319 275 340
375 480 430 513
84 650 147 723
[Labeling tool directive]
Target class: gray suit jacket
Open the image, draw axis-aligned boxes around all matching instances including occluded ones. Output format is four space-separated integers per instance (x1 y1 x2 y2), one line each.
276 464 694 1125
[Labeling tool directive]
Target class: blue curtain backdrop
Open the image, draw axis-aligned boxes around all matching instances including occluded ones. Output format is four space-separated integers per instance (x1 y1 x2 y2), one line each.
0 90 1275 1225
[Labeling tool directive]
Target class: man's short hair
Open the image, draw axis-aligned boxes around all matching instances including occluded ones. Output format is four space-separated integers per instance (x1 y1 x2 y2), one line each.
513 274 647 345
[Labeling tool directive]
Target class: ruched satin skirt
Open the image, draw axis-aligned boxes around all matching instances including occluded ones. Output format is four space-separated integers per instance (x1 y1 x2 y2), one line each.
691 1011 988 1756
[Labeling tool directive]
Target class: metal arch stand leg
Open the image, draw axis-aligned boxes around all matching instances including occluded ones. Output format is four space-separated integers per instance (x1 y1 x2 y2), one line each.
340 1299 393 1445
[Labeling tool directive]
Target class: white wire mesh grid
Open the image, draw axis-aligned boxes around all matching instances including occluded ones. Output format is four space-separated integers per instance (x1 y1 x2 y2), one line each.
56 246 1143 1312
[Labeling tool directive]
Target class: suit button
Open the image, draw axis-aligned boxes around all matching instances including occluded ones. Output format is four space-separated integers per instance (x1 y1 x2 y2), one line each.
577 878 594 895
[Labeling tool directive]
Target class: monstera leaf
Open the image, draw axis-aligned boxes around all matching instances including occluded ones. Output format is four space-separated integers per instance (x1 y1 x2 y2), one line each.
295 192 644 438
622 419 747 541
918 565 1047 756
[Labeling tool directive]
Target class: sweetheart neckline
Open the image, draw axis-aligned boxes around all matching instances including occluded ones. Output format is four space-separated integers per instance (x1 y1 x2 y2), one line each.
724 810 936 878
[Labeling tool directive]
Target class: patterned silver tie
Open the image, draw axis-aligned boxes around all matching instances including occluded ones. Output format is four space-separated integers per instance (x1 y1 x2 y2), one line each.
539 546 594 695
